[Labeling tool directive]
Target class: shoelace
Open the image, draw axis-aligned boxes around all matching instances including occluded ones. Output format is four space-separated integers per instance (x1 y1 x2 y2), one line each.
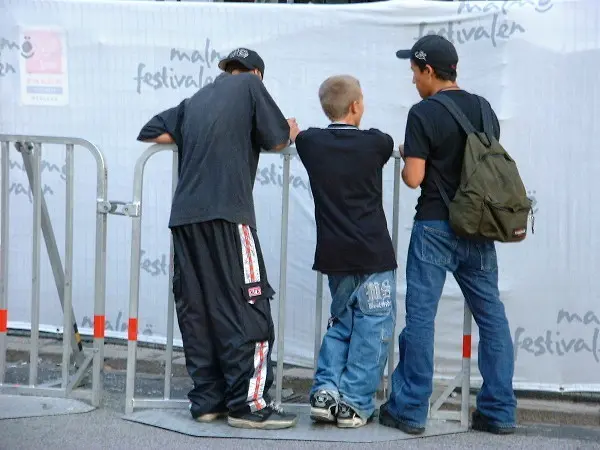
268 402 285 414
338 404 355 417
316 394 329 403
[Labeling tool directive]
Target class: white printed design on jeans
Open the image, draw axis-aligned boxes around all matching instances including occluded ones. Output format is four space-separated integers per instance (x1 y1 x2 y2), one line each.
365 279 392 310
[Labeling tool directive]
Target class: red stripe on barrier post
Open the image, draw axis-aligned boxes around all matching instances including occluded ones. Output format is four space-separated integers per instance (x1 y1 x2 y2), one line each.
128 318 138 341
94 315 105 338
462 334 472 358
0 309 7 332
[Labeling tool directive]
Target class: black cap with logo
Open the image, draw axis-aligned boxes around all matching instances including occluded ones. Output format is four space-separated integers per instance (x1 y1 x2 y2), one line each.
396 35 459 76
218 47 266 77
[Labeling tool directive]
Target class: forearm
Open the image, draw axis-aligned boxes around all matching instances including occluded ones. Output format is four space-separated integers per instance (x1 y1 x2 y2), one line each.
401 156 425 189
140 133 175 144
401 167 418 189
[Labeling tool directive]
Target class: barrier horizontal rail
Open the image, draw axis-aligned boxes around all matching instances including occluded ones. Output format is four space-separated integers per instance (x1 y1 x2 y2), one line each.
119 143 471 427
0 134 108 407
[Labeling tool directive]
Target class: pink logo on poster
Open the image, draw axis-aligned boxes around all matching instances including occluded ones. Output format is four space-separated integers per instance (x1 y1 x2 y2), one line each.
25 30 63 74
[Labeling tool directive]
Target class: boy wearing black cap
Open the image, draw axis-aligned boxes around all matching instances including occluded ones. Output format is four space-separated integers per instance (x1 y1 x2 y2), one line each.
379 35 517 435
295 75 398 429
137 47 300 430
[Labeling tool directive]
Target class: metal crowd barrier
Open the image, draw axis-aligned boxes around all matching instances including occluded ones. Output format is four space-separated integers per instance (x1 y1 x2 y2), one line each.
121 143 473 428
0 135 108 407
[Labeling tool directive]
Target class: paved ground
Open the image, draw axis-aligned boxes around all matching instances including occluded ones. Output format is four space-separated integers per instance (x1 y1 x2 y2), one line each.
5 336 600 425
2 336 600 449
2 408 600 450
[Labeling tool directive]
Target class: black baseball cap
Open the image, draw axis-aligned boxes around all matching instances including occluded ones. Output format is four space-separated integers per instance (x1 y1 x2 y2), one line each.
218 47 265 77
396 35 458 75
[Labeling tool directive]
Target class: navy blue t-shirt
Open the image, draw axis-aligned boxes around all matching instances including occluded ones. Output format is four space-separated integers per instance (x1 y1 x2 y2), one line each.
295 124 398 275
138 72 290 229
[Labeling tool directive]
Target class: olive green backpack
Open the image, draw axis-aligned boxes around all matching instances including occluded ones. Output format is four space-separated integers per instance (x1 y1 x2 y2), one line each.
429 94 534 243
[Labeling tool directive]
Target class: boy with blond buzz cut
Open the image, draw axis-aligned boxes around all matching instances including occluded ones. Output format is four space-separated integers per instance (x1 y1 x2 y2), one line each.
295 75 398 428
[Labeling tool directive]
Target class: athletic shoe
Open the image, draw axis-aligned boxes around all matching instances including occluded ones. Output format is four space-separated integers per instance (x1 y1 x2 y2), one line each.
228 403 298 430
310 390 338 423
189 402 228 423
336 403 367 428
195 411 228 423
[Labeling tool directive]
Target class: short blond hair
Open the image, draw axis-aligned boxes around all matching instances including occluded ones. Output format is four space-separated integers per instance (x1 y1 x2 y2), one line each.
318 75 362 121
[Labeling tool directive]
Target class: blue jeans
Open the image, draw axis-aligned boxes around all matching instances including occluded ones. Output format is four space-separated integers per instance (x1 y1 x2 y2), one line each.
386 220 516 428
311 270 397 420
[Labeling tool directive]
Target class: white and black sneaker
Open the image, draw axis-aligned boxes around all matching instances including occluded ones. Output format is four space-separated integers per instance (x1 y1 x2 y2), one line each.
337 403 367 428
310 390 338 423
228 403 298 430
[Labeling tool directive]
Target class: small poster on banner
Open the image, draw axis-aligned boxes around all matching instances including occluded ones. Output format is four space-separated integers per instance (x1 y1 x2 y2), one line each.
18 28 69 106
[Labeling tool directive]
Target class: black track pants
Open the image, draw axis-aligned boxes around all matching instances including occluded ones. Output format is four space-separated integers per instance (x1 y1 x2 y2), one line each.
171 220 276 416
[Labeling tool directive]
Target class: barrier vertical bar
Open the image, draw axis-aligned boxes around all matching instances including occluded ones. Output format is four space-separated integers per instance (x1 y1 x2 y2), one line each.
61 144 75 389
164 149 178 400
386 157 402 398
313 273 323 375
30 143 42 386
275 152 291 405
92 142 108 407
125 146 158 414
0 141 10 385
461 303 472 427
125 206 142 414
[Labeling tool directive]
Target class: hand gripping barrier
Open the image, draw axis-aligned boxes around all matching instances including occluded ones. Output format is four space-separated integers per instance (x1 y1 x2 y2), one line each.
0 135 108 407
121 144 473 427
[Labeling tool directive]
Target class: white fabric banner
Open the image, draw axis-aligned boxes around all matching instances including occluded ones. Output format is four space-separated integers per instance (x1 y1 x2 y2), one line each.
1 0 599 391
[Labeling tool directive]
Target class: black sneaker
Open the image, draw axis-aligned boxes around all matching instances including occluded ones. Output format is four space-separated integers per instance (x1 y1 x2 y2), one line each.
310 390 338 423
471 410 516 435
189 402 228 423
378 402 425 435
337 403 367 428
228 403 298 430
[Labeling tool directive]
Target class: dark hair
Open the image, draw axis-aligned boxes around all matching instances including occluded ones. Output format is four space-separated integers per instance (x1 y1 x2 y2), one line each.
412 58 457 82
225 61 253 74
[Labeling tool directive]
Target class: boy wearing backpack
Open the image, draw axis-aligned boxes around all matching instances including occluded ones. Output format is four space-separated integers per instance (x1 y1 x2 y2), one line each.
295 75 398 428
380 35 531 436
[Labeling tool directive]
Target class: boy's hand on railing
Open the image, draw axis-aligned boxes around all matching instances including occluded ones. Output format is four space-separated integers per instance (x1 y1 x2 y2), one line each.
287 117 300 143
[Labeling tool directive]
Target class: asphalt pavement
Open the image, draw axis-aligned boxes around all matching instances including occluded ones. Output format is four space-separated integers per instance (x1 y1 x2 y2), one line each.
1 405 600 450
2 338 600 449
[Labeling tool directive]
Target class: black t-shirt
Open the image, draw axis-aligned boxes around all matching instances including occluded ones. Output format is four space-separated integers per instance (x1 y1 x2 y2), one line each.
139 72 290 230
404 90 501 221
295 124 398 275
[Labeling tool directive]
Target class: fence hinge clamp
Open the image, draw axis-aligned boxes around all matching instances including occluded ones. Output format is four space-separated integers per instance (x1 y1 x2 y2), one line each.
97 200 140 217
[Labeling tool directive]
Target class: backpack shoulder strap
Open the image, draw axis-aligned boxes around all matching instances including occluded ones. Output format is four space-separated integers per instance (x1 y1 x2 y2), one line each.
431 168 451 208
429 94 477 135
476 95 496 143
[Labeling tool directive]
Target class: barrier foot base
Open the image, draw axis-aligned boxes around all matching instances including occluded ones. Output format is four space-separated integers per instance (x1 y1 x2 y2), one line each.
0 394 95 420
122 404 468 442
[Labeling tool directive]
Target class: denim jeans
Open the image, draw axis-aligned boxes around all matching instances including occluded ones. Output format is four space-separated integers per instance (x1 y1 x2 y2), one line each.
386 220 516 428
311 270 397 420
